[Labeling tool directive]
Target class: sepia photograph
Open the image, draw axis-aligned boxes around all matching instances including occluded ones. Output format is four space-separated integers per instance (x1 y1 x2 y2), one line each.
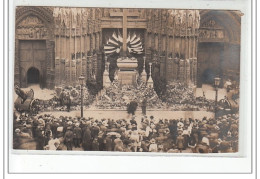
12 7 241 154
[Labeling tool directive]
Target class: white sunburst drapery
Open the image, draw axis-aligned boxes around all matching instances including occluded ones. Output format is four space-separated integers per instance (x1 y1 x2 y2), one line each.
104 32 144 55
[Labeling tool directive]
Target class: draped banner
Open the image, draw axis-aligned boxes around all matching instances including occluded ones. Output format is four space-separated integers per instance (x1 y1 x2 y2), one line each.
103 29 144 56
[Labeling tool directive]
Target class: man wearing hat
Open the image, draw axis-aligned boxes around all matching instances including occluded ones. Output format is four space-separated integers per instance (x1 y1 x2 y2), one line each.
64 126 74 150
130 116 137 126
73 123 82 148
91 122 100 139
104 133 113 151
82 126 92 151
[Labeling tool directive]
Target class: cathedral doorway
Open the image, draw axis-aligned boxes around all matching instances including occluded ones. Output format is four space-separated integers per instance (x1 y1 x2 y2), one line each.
18 40 47 88
197 42 224 86
27 67 40 84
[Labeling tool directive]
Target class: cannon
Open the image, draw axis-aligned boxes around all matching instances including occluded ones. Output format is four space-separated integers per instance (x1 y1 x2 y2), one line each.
14 86 40 115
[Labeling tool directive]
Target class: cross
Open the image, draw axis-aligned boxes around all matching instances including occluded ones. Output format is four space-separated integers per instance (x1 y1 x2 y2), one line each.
110 9 139 56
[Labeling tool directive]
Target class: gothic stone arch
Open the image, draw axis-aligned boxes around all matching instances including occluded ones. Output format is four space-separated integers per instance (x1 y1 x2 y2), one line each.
197 10 241 87
15 7 55 89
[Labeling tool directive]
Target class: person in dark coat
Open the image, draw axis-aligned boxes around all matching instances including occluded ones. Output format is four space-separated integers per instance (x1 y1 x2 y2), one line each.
104 134 113 151
127 101 138 115
97 132 105 151
59 89 65 106
130 117 137 126
82 127 92 151
35 126 45 150
51 121 58 139
65 95 71 112
176 131 185 153
73 123 82 148
92 138 99 151
64 127 74 150
141 98 147 115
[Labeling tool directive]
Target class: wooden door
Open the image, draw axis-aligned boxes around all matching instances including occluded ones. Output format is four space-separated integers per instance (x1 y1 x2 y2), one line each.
19 40 46 87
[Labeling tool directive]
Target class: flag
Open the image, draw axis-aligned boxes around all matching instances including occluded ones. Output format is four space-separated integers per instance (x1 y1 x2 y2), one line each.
103 31 143 55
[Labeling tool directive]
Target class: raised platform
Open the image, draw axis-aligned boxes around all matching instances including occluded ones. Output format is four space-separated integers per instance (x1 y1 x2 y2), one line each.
116 57 138 86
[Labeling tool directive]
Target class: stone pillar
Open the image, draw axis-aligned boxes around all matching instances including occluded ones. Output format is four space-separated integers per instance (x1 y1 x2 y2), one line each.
141 56 147 82
82 57 87 78
103 61 111 88
71 60 77 86
173 58 179 81
147 62 154 88
46 40 55 89
192 57 197 85
14 39 20 86
55 58 60 86
179 59 185 81
65 59 70 85
97 52 102 83
185 58 191 85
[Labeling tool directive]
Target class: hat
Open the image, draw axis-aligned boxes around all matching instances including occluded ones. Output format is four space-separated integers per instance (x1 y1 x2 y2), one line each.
150 138 156 144
195 144 209 153
102 121 108 127
158 144 164 149
15 128 20 133
75 123 80 127
220 141 230 150
116 134 121 138
177 122 184 128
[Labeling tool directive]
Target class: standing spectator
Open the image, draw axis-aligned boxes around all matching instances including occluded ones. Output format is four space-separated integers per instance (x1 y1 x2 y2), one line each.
82 126 92 151
73 123 82 148
114 134 124 152
104 133 113 151
64 127 74 150
176 131 184 153
91 123 100 139
35 126 45 150
141 98 147 116
92 138 99 151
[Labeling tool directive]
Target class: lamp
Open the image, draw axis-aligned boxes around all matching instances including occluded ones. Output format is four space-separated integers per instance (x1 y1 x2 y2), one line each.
79 75 85 117
214 77 221 87
214 77 221 118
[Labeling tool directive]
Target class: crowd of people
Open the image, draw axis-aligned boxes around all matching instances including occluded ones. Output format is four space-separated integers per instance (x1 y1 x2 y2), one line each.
13 112 239 153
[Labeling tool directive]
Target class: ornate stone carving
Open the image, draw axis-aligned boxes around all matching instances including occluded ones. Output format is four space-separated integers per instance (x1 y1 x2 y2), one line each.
17 16 49 39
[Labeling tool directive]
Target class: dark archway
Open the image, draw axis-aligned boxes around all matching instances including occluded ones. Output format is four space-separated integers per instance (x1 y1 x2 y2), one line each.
27 67 40 84
197 10 241 87
201 68 216 84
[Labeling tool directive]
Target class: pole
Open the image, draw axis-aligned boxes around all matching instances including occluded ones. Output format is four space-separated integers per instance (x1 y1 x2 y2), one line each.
81 84 83 117
215 87 218 118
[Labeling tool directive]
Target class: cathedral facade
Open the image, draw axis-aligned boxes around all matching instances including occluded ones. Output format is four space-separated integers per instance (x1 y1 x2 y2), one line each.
14 7 241 89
